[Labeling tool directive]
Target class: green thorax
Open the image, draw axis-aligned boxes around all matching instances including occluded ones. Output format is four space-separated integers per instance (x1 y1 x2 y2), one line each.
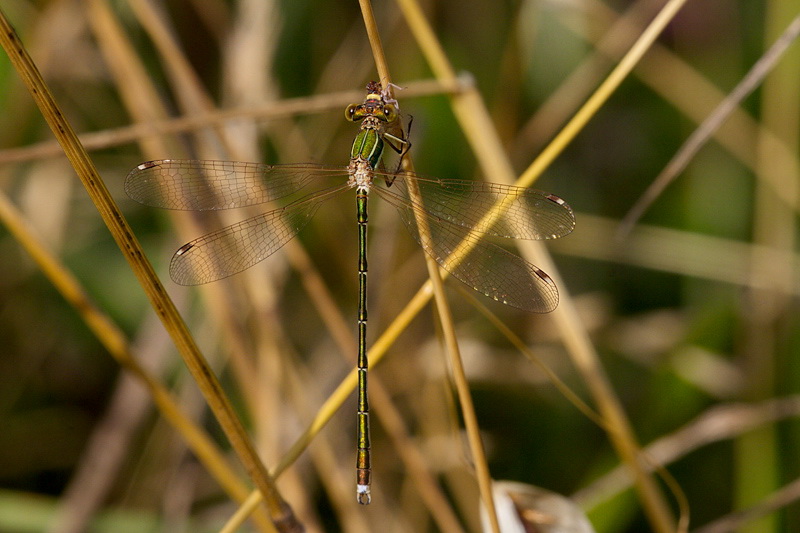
350 122 385 169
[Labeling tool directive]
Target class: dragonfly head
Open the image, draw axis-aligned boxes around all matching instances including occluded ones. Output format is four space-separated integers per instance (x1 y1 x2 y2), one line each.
345 82 399 125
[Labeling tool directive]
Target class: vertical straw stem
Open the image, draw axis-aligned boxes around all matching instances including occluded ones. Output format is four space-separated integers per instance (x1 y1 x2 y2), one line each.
357 0 502 530
0 10 301 533
394 0 692 531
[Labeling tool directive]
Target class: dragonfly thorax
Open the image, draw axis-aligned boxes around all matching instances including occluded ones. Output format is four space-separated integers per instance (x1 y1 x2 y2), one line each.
350 120 386 170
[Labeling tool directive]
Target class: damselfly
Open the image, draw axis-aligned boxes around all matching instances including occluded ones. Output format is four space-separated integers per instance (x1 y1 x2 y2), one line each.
125 81 575 504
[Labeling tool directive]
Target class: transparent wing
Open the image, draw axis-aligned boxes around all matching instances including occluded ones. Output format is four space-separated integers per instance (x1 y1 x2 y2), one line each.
373 170 575 240
125 159 347 211
375 187 559 313
169 184 349 285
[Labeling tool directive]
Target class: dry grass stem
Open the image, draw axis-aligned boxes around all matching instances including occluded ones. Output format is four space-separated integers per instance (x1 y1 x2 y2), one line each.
619 13 800 235
0 9 299 532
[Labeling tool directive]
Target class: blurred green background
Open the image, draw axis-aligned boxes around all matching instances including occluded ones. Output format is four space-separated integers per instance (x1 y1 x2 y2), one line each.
0 0 798 532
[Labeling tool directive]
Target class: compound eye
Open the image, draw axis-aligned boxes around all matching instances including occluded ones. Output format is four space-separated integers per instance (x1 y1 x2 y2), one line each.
345 104 359 122
383 104 398 122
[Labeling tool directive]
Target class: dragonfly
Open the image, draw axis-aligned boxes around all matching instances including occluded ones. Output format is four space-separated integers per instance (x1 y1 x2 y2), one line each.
125 81 575 505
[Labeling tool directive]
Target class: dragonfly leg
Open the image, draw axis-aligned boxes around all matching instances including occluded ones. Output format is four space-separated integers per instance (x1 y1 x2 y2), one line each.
383 115 414 186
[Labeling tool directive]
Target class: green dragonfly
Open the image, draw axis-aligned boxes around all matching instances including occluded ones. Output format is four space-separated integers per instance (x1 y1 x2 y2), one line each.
125 81 575 505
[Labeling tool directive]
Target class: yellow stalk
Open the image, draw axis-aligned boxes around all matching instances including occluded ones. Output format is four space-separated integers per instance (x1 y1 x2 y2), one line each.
0 10 300 532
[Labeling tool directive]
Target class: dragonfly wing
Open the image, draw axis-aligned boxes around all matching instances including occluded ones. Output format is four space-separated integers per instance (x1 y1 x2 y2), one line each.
126 159 345 210
169 191 335 285
382 174 575 240
377 189 559 313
